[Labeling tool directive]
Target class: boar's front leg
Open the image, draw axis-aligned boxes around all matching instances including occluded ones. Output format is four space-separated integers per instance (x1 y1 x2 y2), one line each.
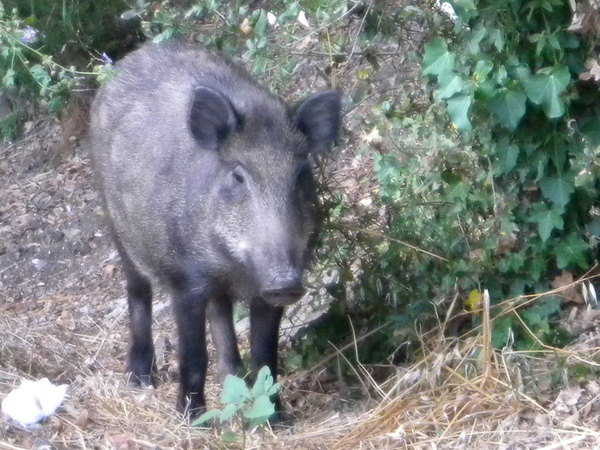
250 297 284 415
208 296 242 381
124 264 156 387
173 285 209 418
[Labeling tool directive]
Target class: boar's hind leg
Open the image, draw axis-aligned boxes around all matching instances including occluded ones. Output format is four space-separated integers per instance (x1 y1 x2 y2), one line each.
173 287 208 418
123 261 156 387
250 297 284 415
208 296 242 381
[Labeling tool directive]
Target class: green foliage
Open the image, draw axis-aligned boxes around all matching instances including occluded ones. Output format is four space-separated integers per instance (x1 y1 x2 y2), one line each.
0 0 126 140
192 366 280 431
405 0 599 345
1 0 140 61
491 296 568 350
316 0 599 359
130 0 350 88
0 5 63 137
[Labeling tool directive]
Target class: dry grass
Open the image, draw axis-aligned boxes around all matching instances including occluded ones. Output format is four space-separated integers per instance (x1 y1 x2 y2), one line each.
2 276 600 449
330 278 600 449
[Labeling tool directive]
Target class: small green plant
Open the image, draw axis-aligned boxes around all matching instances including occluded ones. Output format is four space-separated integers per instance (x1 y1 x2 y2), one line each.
192 366 280 440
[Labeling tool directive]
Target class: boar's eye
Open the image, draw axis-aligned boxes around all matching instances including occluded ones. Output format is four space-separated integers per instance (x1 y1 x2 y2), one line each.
221 166 248 202
232 170 245 184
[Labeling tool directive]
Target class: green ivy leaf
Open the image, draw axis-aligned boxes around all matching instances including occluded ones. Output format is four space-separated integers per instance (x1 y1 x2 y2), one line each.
253 10 268 35
468 24 486 54
487 28 506 52
191 409 221 427
422 38 455 77
474 59 493 81
448 181 469 202
495 139 519 174
251 366 274 398
243 394 275 421
488 87 526 130
529 203 564 242
448 0 477 21
524 65 570 118
521 296 562 335
219 403 239 422
521 297 562 336
29 64 51 88
221 374 250 404
278 2 300 23
2 68 15 88
268 382 280 397
446 93 472 130
438 72 471 99
555 234 589 269
492 316 515 348
539 175 574 207
580 114 600 146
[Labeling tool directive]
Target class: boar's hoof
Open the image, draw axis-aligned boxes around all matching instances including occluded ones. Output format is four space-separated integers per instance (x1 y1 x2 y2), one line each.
267 394 295 426
177 393 206 420
126 359 157 388
126 370 157 388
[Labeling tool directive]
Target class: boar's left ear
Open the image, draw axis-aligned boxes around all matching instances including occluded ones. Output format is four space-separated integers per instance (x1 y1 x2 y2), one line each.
189 86 238 151
292 91 341 154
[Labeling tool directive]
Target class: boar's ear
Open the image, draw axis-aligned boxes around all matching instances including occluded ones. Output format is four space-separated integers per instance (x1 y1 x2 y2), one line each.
292 91 341 154
189 86 237 150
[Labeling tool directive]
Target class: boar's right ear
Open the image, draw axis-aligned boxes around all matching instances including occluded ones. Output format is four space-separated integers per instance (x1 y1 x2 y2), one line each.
189 86 237 151
292 91 341 154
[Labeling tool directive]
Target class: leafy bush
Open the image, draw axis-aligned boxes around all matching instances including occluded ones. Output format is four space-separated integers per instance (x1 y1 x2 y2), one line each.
362 0 600 349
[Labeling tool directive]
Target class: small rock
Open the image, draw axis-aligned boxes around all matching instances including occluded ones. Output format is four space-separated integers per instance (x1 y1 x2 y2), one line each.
31 192 53 210
31 258 48 271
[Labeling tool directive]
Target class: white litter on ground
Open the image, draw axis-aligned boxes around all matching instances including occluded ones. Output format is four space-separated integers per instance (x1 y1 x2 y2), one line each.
2 378 69 426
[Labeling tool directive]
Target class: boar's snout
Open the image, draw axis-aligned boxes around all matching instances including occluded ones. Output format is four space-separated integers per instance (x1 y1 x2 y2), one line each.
261 273 306 306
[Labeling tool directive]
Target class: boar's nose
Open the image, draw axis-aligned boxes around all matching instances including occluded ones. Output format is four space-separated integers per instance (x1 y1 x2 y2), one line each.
261 281 306 306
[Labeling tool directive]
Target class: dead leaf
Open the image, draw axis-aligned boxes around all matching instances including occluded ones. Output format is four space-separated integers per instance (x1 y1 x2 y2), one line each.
551 271 583 304
74 409 90 429
360 127 382 145
297 10 309 28
553 385 583 413
103 264 117 277
108 433 137 450
580 57 600 81
49 416 63 432
239 18 253 37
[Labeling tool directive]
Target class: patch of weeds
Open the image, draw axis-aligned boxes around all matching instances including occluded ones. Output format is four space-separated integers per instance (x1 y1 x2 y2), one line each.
193 366 280 445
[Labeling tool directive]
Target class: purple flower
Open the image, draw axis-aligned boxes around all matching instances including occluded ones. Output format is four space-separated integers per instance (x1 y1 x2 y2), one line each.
101 52 114 65
21 26 38 44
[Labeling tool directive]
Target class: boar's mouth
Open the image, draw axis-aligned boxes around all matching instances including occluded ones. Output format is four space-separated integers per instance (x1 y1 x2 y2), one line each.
260 272 306 306
261 284 306 306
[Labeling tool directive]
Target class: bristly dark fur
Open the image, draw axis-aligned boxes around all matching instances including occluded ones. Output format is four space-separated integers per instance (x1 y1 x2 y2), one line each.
89 40 341 419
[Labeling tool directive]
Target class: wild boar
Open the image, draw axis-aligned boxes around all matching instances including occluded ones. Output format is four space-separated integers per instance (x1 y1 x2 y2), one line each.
89 41 341 418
